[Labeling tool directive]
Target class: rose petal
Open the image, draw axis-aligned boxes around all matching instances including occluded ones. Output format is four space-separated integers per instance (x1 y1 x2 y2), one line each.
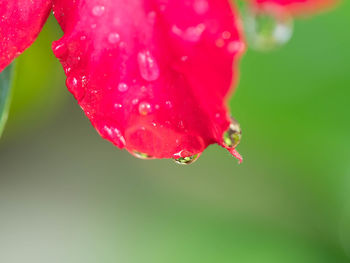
52 0 244 159
0 0 52 72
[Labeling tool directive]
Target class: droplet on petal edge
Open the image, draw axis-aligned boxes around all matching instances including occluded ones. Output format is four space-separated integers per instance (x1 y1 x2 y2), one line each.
222 117 243 164
131 150 155 160
244 5 293 51
174 154 200 165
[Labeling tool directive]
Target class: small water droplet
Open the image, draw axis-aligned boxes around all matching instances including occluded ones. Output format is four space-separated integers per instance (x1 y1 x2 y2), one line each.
174 154 200 165
66 74 86 100
215 38 225 48
223 117 242 148
118 83 128 92
132 98 139 105
245 7 293 51
92 5 105 16
108 32 120 44
131 151 154 160
114 103 123 109
222 31 231 39
137 51 160 81
227 41 245 54
172 24 206 43
101 125 126 147
193 0 209 15
165 101 173 109
52 42 67 58
138 102 152 116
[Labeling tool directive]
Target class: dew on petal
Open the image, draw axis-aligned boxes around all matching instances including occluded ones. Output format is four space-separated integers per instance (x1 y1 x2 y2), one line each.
174 153 200 165
118 82 128 92
92 5 105 16
66 74 87 100
222 117 242 149
193 0 209 15
101 125 126 148
245 8 293 51
52 42 67 58
131 151 154 160
172 24 206 43
227 41 245 54
137 50 160 81
138 102 152 116
108 32 120 44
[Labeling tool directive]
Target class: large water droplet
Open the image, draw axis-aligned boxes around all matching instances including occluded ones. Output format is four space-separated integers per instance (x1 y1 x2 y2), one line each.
137 51 160 81
92 5 105 16
223 117 242 148
174 154 200 165
244 8 293 51
131 151 154 160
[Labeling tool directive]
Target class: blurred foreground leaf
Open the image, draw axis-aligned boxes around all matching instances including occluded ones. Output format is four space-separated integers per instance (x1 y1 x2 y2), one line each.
0 63 15 138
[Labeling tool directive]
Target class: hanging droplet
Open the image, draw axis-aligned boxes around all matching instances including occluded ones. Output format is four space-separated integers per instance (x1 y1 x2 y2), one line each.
174 154 200 165
223 117 242 148
131 150 154 160
137 51 160 81
244 7 293 51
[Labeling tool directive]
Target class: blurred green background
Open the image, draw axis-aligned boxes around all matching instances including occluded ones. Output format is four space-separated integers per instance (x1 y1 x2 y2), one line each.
1 2 350 262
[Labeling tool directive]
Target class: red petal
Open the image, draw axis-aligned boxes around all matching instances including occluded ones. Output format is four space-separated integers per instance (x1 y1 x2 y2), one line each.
251 0 337 16
52 0 244 160
0 0 52 72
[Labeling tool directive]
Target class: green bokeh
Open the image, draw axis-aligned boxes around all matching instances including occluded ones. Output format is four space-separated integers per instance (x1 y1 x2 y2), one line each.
0 3 350 263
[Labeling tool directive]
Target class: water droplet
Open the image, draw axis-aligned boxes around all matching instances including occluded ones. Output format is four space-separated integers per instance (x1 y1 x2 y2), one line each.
137 51 160 81
92 5 105 16
215 38 225 48
223 117 242 148
118 83 128 92
194 0 209 15
131 151 154 160
101 125 126 147
222 31 231 39
66 74 87 100
165 101 173 109
138 102 152 116
108 32 120 44
174 154 200 165
244 8 293 51
114 103 123 109
227 41 245 54
172 24 206 43
52 42 67 58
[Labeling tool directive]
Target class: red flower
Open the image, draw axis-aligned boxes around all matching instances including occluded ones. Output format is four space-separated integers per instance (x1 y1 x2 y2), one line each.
0 0 338 163
53 0 245 163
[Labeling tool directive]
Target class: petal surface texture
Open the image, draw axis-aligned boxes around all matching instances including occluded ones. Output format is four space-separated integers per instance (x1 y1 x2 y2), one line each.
0 0 52 72
52 0 244 159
